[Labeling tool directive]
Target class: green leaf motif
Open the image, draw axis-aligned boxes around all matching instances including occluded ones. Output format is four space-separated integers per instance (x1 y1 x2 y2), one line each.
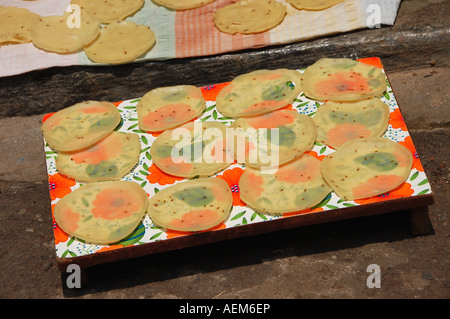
230 210 246 221
410 171 419 181
417 178 428 186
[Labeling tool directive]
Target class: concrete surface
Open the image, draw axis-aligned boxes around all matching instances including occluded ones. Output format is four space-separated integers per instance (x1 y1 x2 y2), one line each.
0 0 449 300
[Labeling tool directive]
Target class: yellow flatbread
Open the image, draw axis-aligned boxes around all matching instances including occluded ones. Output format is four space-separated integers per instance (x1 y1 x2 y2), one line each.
55 132 141 183
213 0 287 35
54 181 148 244
147 178 233 232
71 0 144 24
287 0 344 11
320 137 413 200
152 0 216 11
0 6 40 45
84 20 156 64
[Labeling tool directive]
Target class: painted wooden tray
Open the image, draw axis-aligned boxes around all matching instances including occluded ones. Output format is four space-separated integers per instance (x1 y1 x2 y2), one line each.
43 57 434 271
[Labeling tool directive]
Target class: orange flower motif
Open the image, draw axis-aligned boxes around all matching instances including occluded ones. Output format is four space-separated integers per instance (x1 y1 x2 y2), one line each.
283 207 324 218
95 245 124 253
389 108 408 131
354 182 414 205
399 136 424 172
48 173 76 201
146 163 185 185
304 150 326 161
112 101 123 107
51 204 69 244
201 82 230 101
357 57 383 69
215 167 246 206
42 112 56 123
165 222 227 239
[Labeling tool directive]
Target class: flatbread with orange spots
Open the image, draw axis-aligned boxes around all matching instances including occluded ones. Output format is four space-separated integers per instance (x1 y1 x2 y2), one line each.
150 121 233 178
320 137 413 200
313 98 390 149
147 178 232 232
239 154 331 214
302 58 387 102
230 109 316 168
54 181 148 244
216 68 302 118
137 85 206 133
41 101 121 152
55 132 141 183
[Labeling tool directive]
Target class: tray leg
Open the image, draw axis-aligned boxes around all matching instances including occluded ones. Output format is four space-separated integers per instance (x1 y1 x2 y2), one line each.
410 206 432 235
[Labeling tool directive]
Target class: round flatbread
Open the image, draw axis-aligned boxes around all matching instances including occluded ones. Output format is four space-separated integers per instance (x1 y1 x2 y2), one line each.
152 0 216 10
0 6 40 45
320 137 413 200
54 181 148 244
239 154 332 214
71 0 144 24
302 58 387 102
147 178 232 232
213 0 287 35
150 121 233 178
84 20 156 64
41 101 121 152
313 98 390 149
55 132 141 183
31 9 100 54
216 69 302 118
287 0 343 11
137 85 206 132
230 109 316 168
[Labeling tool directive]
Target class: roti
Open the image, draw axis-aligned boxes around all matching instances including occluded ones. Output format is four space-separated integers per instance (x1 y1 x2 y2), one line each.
320 137 413 200
150 121 233 178
230 109 316 168
213 0 287 35
313 98 390 149
0 6 40 45
31 9 100 54
84 20 156 64
239 154 332 214
147 178 233 232
287 0 344 11
302 58 387 102
41 101 121 152
55 132 141 183
152 0 216 10
54 181 148 244
137 85 206 132
216 69 302 118
71 0 144 24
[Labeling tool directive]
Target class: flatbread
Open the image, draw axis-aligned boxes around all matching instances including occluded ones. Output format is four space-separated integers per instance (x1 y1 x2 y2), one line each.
55 132 141 183
213 0 287 35
302 58 387 102
31 9 100 54
313 98 390 149
230 109 316 168
150 121 233 178
152 0 216 10
320 137 413 200
137 85 206 132
71 0 144 24
41 101 121 152
0 6 40 45
239 154 332 214
54 181 148 244
84 20 156 64
287 0 343 11
147 178 232 232
216 69 302 118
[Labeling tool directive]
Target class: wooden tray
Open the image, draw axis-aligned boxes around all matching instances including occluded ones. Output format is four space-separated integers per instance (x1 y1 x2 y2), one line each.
43 58 434 271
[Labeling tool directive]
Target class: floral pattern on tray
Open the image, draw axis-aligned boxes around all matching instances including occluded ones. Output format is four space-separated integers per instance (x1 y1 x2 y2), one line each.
43 58 432 259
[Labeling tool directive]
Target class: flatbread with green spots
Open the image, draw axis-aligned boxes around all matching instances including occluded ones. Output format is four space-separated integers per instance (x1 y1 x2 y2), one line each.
137 85 206 132
302 58 387 102
150 121 233 178
239 154 331 214
320 137 413 200
230 109 316 168
216 68 302 118
55 132 140 183
313 98 390 148
54 181 148 244
147 178 233 232
41 101 121 152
